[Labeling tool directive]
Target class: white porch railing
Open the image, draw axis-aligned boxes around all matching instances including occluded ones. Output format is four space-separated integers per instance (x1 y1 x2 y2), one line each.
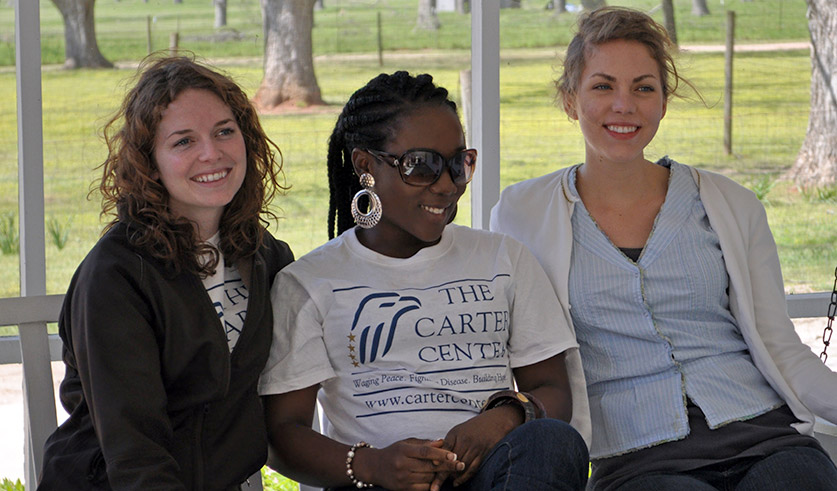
1 295 61 490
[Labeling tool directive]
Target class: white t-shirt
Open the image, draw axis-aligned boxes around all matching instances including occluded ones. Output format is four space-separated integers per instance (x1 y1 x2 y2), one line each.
202 234 248 352
259 224 577 448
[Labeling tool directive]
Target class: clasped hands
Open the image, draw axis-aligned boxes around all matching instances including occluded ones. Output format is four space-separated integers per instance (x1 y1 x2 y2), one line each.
353 405 522 491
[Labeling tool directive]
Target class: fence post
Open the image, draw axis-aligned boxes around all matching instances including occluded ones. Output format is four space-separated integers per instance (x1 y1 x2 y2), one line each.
377 11 383 67
146 15 153 54
169 32 179 56
724 10 735 155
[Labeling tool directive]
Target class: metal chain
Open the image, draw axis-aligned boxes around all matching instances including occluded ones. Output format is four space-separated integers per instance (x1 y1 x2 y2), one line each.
821 266 837 363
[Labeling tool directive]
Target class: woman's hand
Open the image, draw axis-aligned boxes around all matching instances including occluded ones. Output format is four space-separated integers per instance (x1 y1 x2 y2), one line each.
264 389 463 490
432 404 523 488
353 438 464 491
432 353 573 488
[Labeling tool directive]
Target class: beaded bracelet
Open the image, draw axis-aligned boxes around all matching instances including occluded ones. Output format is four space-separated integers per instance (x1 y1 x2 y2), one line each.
345 441 374 489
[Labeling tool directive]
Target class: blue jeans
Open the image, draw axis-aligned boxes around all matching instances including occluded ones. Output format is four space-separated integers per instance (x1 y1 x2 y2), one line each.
615 446 837 491
337 419 589 491
446 418 589 490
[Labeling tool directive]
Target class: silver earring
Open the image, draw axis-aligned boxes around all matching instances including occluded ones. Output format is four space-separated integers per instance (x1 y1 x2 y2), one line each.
351 173 382 229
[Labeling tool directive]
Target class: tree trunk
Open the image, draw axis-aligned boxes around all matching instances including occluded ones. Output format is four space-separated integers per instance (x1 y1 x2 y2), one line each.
548 0 568 15
214 0 227 28
314 0 324 10
49 0 112 69
254 0 324 111
691 0 710 16
581 0 606 11
789 0 837 187
455 0 469 14
662 0 678 46
416 0 440 30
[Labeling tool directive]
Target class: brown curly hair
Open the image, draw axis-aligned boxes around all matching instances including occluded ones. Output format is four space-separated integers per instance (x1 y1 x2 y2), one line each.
555 7 697 116
97 54 285 277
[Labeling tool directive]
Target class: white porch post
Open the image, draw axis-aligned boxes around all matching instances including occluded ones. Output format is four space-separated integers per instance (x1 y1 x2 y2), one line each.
469 1 501 229
16 0 57 489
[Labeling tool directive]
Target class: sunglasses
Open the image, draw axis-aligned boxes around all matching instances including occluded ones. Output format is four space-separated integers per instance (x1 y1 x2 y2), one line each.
365 147 478 186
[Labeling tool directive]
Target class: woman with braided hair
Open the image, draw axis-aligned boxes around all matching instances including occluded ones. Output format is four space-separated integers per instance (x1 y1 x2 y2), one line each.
259 71 589 490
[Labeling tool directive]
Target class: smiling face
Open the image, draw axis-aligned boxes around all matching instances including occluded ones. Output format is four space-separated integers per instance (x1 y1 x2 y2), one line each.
567 39 667 168
153 88 247 239
353 105 468 258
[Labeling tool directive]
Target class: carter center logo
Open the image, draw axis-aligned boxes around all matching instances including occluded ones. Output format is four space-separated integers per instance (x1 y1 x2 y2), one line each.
347 292 421 367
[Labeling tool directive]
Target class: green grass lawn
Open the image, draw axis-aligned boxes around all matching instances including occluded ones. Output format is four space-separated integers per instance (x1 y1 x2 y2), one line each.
1 47 832 298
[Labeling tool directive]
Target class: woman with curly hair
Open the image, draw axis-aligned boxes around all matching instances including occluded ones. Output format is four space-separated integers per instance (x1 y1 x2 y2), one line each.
38 55 293 490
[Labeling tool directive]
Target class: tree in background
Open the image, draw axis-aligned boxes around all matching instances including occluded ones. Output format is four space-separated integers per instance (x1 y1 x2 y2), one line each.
581 0 606 11
50 0 112 69
416 0 440 30
215 0 227 28
692 0 710 17
789 0 837 186
549 0 568 14
662 0 677 45
254 0 324 111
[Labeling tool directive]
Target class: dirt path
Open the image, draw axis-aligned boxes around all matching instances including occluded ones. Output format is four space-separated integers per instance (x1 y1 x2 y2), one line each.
1 41 810 75
680 41 810 53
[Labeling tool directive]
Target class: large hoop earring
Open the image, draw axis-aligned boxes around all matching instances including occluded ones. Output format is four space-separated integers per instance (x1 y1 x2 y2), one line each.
351 173 382 229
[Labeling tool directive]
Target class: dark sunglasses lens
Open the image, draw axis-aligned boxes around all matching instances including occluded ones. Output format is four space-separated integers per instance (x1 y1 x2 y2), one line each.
398 149 477 185
450 150 477 184
401 151 442 184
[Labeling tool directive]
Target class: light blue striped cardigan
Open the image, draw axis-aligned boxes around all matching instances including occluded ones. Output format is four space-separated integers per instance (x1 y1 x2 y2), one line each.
491 161 837 458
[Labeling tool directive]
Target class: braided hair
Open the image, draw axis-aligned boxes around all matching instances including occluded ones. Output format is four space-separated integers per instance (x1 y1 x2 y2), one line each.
326 71 458 239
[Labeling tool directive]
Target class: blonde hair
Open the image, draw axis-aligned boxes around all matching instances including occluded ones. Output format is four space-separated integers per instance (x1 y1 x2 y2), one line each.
556 7 694 114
